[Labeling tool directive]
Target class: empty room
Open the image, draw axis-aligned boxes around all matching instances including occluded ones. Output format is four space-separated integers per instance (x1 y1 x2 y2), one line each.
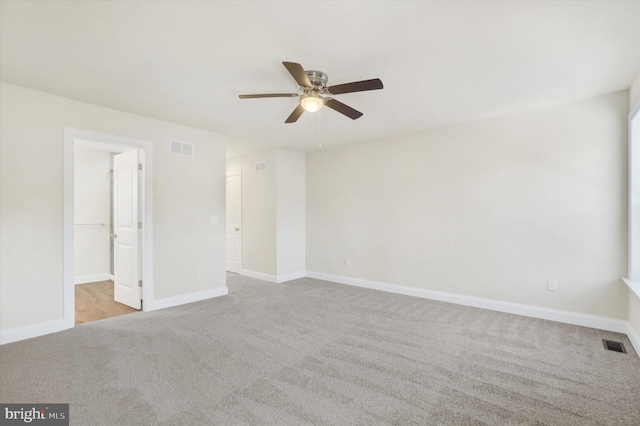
1 1 639 425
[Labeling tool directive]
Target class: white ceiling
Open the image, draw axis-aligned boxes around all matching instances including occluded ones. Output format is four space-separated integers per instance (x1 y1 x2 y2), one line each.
1 1 639 157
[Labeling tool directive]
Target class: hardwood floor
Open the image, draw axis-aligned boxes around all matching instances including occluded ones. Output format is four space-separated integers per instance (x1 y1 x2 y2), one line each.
75 280 138 325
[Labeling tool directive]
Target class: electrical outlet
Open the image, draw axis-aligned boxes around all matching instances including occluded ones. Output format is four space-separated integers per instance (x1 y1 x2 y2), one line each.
547 279 557 291
211 215 218 224
345 257 351 266
198 268 204 277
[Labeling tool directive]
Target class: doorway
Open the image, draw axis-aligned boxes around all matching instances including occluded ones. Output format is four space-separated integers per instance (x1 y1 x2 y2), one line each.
73 141 140 324
63 128 154 329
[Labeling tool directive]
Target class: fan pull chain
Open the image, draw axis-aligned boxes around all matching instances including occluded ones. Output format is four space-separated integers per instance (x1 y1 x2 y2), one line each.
318 109 322 148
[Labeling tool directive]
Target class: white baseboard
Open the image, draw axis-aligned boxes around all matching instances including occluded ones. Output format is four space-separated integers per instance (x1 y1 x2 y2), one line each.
146 286 228 311
0 319 69 345
240 269 305 283
74 273 111 285
240 269 277 283
277 271 306 283
306 270 632 335
5 272 638 357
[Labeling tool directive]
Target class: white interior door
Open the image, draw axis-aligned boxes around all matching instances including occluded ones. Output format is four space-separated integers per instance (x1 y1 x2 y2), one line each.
226 173 242 273
113 150 141 309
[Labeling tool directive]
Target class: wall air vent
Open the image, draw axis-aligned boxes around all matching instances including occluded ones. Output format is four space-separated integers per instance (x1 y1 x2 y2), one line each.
255 161 266 172
169 140 195 157
602 339 627 353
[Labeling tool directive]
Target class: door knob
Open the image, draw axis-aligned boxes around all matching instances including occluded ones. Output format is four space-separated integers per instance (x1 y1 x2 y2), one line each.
235 228 240 231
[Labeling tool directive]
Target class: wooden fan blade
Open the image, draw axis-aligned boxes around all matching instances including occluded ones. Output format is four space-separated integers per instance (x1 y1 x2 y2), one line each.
283 62 312 88
285 105 305 123
239 93 299 99
327 78 383 95
325 99 363 120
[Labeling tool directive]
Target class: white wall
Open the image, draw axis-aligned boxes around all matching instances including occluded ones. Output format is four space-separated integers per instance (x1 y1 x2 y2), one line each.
276 149 306 277
73 146 111 282
307 90 629 319
630 70 640 108
0 82 227 332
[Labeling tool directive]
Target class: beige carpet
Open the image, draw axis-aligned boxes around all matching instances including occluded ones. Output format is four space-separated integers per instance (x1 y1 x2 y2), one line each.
1 273 639 425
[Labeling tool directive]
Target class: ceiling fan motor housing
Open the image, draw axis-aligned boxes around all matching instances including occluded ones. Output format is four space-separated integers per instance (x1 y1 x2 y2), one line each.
305 70 328 89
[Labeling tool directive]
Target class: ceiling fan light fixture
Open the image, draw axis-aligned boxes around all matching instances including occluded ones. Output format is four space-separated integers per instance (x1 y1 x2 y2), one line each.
300 93 324 112
238 62 383 123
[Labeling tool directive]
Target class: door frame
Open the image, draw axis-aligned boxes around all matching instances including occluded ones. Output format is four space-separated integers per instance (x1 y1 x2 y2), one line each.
63 127 154 329
226 172 242 273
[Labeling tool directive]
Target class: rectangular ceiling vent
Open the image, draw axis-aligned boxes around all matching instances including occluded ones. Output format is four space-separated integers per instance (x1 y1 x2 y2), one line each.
169 140 194 157
602 339 627 354
255 161 266 172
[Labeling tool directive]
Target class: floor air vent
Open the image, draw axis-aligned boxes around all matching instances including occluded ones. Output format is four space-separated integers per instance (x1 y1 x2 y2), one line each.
602 339 627 354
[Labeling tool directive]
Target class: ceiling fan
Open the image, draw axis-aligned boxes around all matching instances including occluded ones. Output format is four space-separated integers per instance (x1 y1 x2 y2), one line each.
239 61 383 123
